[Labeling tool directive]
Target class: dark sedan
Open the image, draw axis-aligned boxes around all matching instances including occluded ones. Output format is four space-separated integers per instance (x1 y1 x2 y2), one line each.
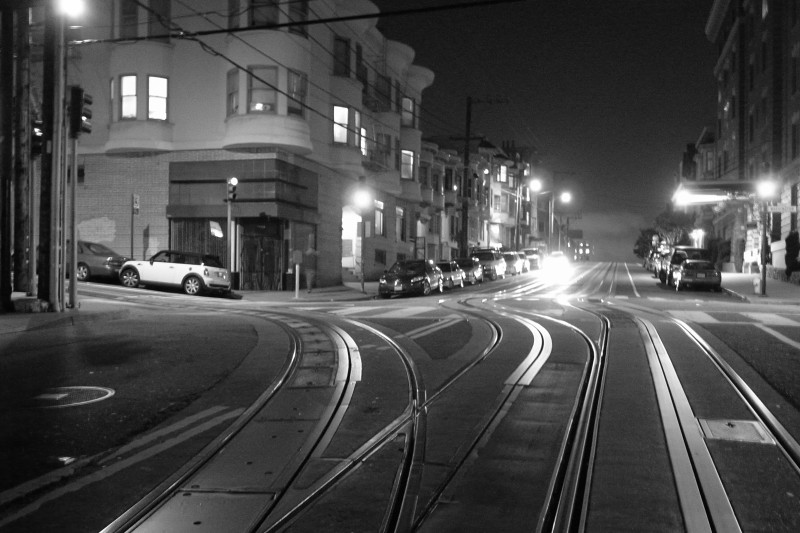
379 259 443 298
456 257 483 285
76 241 130 282
674 260 722 291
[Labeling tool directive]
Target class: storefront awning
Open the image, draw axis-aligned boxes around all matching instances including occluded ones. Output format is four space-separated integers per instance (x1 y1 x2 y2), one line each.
673 179 758 206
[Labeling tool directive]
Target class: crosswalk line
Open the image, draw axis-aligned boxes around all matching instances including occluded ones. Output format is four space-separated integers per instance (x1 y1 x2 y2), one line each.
668 311 719 324
742 312 800 326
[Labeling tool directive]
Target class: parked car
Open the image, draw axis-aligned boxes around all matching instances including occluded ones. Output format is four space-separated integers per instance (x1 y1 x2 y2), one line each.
517 251 530 273
521 248 541 269
660 246 712 286
674 260 722 292
472 249 506 281
76 240 129 282
456 257 483 285
437 260 465 289
119 250 232 296
541 250 572 281
503 252 525 276
378 259 444 298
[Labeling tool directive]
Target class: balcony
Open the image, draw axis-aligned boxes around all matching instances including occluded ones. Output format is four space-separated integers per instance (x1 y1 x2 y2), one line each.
400 178 421 203
223 114 312 154
420 185 434 206
105 120 173 153
445 189 458 207
432 190 445 211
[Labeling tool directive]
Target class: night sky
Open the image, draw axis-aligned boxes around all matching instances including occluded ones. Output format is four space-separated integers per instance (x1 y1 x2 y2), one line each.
373 0 718 261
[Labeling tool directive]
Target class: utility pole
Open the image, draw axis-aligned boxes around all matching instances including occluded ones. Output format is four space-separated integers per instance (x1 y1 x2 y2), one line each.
1 8 13 311
459 96 472 255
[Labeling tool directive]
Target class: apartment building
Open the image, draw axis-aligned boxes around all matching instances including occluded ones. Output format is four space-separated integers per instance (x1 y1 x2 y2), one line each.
56 0 432 289
700 0 800 272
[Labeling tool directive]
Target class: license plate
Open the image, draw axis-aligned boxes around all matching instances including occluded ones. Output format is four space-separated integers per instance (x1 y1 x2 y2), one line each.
697 273 706 278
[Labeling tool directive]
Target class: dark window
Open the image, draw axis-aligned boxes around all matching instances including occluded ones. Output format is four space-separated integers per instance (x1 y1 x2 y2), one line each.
333 36 350 77
250 0 279 26
771 213 782 242
288 0 308 36
119 0 138 39
375 249 386 265
148 0 171 41
376 75 391 110
228 0 240 29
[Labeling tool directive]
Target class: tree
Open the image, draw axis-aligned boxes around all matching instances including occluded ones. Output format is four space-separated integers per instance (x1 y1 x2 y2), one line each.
634 228 659 259
653 210 695 247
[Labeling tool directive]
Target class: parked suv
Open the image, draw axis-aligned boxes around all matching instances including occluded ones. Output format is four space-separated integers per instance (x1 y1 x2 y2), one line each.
660 246 712 286
119 250 232 296
472 249 506 281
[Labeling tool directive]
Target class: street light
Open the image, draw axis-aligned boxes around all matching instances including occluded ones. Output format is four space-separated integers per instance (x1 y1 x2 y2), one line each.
757 177 779 296
529 178 571 253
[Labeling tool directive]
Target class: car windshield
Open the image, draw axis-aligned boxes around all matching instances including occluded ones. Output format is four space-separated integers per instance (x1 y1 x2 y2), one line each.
456 259 473 268
474 252 495 261
83 242 117 255
437 263 452 271
388 262 424 275
684 261 715 270
202 255 224 268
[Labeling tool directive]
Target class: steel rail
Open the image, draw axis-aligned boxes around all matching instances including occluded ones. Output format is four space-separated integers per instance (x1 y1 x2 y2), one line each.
673 318 800 474
100 310 303 533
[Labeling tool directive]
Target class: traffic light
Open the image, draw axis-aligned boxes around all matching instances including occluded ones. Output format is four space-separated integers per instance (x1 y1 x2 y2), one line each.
31 119 43 156
69 85 92 138
227 177 238 201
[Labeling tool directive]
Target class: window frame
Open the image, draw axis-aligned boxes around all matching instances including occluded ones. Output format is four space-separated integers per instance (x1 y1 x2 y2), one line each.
147 75 168 121
401 150 415 180
120 74 137 120
333 105 349 144
248 65 278 113
226 69 239 117
287 69 307 117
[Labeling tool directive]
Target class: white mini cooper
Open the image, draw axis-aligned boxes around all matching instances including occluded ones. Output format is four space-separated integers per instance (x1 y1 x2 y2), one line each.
119 250 231 296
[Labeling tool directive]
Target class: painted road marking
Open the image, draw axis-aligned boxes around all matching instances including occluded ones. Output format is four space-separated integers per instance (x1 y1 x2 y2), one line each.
668 311 719 324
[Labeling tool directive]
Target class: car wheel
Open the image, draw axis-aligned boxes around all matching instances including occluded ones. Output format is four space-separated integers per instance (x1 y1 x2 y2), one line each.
422 279 431 296
76 263 90 282
183 276 203 295
380 293 391 299
120 268 140 288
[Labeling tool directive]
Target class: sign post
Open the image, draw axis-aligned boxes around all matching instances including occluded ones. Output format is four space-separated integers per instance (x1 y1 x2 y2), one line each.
292 249 303 299
131 194 139 258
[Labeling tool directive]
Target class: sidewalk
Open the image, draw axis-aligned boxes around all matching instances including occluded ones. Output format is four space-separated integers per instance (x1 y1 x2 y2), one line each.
722 272 800 304
0 282 380 335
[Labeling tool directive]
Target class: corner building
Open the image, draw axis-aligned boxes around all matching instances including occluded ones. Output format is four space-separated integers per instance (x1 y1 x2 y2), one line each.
705 0 800 272
67 0 432 289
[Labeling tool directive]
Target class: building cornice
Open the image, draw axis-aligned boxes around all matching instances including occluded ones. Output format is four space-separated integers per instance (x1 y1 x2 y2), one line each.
705 0 731 42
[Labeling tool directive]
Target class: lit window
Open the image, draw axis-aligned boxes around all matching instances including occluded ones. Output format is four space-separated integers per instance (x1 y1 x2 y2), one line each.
226 69 239 116
498 165 508 183
401 150 414 179
374 200 385 237
249 66 277 112
354 110 361 148
333 105 348 144
287 70 307 117
360 127 367 156
121 75 137 119
148 76 168 120
396 207 406 241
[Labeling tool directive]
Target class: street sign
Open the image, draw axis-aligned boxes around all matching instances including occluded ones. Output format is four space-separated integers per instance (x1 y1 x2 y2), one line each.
767 205 797 213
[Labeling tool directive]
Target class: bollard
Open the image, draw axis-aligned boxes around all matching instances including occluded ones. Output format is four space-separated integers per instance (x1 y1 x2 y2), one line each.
753 277 761 294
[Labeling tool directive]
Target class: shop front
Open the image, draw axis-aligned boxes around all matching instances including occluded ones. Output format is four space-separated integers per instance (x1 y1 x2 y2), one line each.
166 156 319 290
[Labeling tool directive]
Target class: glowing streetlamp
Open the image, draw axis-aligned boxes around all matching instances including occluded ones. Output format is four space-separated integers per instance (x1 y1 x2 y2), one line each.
529 178 571 252
226 177 238 275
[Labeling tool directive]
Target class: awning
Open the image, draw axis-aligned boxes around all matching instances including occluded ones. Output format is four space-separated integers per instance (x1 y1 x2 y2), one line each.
673 179 757 206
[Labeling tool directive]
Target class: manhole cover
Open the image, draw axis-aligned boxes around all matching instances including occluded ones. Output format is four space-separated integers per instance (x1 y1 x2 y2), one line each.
35 386 115 408
698 418 775 445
